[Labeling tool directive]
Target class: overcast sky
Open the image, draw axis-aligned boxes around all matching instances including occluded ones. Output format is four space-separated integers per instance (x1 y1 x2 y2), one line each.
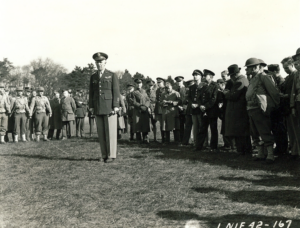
1 0 300 80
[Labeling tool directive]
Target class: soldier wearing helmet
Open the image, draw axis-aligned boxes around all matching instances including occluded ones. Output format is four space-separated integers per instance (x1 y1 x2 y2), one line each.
245 58 280 164
30 87 52 142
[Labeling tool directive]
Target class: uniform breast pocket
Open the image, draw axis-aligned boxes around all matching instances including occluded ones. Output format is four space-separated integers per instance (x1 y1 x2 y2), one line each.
104 79 112 88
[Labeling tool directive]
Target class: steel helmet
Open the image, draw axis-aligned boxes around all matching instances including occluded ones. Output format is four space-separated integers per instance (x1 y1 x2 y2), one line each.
244 58 261 67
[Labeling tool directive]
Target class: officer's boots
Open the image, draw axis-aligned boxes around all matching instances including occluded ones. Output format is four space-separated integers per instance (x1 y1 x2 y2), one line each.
36 135 40 142
14 134 18 143
0 135 5 144
21 134 27 142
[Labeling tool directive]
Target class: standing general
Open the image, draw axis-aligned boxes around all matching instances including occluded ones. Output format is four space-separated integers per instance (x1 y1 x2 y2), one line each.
89 52 120 163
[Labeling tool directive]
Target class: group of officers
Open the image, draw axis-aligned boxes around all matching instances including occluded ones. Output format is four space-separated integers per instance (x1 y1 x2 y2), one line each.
0 85 91 144
1 48 300 164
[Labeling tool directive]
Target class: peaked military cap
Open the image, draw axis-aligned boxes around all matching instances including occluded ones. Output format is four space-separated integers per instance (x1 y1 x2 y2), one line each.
203 69 215 76
93 52 108 61
127 83 134 88
0 83 5 88
192 69 203 76
174 76 184 82
37 87 44 92
146 80 155 85
185 79 195 86
16 86 23 91
156 77 165 83
268 64 280 72
292 48 300 61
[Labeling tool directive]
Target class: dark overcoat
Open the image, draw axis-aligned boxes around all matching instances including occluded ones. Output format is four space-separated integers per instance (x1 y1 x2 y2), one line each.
161 90 181 131
132 88 150 133
49 98 62 129
224 75 250 137
89 69 120 115
187 84 201 115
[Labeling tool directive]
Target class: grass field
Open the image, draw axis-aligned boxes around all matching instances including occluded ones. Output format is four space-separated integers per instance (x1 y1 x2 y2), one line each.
0 119 300 228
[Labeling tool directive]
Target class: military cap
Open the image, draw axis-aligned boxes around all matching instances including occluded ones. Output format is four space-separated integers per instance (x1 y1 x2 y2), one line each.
156 77 165 83
203 69 215 76
0 83 5 88
216 79 225 84
37 87 44 92
192 69 203 76
292 48 300 61
134 78 143 83
93 52 108 61
174 76 184 82
146 80 155 86
127 83 134 88
268 64 280 72
227 64 241 75
16 86 23 91
258 59 267 67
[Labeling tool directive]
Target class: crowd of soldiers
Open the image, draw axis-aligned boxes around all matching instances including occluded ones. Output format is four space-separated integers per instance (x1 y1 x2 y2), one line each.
1 47 300 165
0 86 92 143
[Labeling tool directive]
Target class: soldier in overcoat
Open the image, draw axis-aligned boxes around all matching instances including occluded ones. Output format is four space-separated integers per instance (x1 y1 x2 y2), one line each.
126 84 135 140
154 77 165 142
74 90 87 138
10 86 31 142
61 90 76 140
131 78 151 143
30 87 52 142
0 83 11 144
48 91 62 140
89 52 120 163
197 69 220 152
146 80 157 141
160 82 181 143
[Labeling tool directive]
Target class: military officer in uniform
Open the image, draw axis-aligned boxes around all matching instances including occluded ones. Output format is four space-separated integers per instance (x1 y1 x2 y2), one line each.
74 89 87 138
30 87 52 142
187 70 203 151
197 69 220 152
174 76 187 142
126 84 135 141
10 86 31 142
154 77 166 142
146 79 157 142
0 83 11 144
89 52 120 163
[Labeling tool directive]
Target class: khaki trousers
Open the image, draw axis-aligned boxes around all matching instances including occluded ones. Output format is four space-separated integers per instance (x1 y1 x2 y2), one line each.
95 114 117 159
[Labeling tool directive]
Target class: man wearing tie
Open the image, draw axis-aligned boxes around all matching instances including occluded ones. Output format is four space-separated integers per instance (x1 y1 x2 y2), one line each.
89 52 120 163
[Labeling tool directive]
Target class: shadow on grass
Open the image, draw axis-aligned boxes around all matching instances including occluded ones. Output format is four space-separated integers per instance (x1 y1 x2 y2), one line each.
0 153 100 162
219 175 300 188
157 211 300 228
192 186 300 208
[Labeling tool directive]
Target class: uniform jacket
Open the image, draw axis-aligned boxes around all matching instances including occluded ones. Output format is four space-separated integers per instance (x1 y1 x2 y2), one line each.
49 97 62 129
146 88 156 113
197 81 219 118
74 96 87 118
0 94 10 113
174 84 187 115
11 96 31 115
154 87 165 115
245 72 280 110
30 95 52 115
187 83 201 115
89 69 120 115
60 96 76 121
224 75 250 137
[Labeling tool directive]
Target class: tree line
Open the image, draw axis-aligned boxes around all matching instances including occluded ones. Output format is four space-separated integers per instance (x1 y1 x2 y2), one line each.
0 57 176 95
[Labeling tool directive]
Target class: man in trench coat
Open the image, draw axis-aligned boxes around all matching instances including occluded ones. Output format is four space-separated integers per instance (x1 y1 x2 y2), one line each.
89 52 120 163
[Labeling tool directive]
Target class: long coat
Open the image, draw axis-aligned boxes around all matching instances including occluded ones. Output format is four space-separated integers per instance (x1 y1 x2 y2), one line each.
89 69 120 115
161 90 181 131
61 96 76 121
224 75 250 137
131 88 150 133
49 97 62 129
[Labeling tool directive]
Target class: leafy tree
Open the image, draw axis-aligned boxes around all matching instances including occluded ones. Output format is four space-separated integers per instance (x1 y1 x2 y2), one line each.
0 58 15 84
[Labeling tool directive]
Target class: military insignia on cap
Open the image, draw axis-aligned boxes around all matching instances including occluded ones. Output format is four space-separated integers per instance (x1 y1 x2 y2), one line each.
92 52 108 61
